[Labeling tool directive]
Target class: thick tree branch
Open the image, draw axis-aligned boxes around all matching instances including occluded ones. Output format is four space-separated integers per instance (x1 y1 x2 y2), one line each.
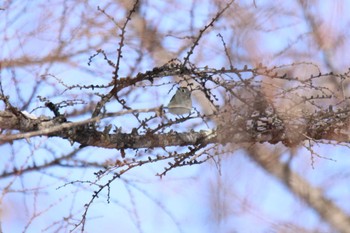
1 103 350 148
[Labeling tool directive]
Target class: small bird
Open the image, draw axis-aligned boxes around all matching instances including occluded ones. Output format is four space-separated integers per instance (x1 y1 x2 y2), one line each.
167 87 192 115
